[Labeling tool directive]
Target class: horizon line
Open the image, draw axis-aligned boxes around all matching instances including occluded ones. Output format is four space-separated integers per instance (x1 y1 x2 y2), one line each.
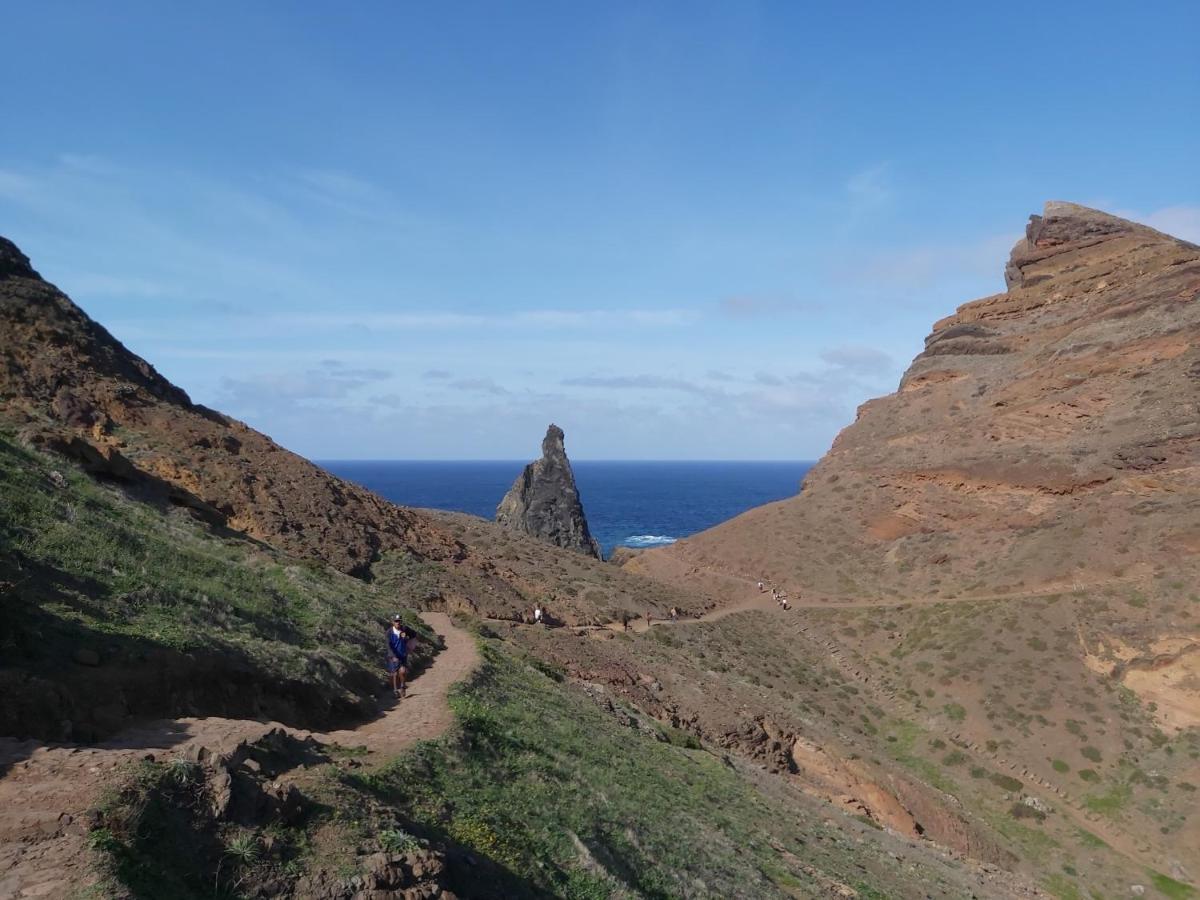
314 458 818 464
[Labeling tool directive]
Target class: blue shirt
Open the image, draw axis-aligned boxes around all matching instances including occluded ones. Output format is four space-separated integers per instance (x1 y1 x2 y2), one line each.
388 628 409 659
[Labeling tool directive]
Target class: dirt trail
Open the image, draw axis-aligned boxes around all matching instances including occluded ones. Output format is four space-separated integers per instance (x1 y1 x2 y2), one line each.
0 612 478 900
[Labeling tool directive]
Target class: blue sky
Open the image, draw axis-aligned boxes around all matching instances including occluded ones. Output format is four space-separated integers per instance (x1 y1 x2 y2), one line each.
2 1 1197 459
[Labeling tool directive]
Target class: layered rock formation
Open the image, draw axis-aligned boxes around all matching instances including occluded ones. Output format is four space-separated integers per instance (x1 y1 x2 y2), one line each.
619 203 1200 884
496 424 602 558
630 202 1200 602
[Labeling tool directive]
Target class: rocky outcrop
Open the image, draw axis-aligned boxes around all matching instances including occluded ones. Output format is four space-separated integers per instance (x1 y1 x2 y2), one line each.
631 202 1200 601
0 235 481 577
496 425 602 558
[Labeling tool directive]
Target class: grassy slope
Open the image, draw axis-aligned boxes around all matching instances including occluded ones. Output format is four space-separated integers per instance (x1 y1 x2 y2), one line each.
0 431 433 738
336 632 1001 900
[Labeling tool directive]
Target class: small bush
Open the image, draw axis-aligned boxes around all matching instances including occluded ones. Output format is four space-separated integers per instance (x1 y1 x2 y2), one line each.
989 773 1023 792
942 703 966 723
1009 802 1045 822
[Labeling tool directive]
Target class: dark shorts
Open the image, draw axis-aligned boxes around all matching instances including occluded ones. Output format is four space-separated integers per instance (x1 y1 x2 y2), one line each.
387 655 408 674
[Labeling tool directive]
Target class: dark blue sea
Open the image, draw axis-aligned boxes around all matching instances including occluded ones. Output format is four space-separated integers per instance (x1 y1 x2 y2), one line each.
318 461 813 558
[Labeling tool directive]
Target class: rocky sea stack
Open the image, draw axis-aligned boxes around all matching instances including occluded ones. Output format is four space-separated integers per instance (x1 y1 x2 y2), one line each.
496 424 602 559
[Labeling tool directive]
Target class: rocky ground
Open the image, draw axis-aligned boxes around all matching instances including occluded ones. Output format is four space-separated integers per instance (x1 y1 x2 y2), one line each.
2 204 1197 898
624 203 1200 896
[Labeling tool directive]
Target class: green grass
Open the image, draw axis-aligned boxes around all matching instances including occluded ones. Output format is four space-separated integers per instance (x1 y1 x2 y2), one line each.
1150 871 1197 899
942 703 967 722
341 640 928 899
0 431 431 734
864 718 964 798
88 759 221 899
1043 872 1083 900
1084 781 1132 817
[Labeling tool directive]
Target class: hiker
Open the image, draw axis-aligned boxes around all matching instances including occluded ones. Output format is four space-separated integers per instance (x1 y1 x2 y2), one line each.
757 580 765 592
669 606 678 622
621 611 631 632
387 615 413 699
534 603 544 625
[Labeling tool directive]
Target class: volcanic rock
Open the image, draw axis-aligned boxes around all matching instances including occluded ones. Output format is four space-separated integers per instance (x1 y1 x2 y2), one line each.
0 235 467 576
630 202 1200 601
496 424 602 558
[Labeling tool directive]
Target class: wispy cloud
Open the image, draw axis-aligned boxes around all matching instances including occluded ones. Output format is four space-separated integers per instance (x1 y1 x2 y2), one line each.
447 377 509 396
718 295 814 318
218 360 392 410
1135 206 1200 244
846 163 893 208
820 345 895 376
847 232 1016 293
562 374 710 394
178 308 697 335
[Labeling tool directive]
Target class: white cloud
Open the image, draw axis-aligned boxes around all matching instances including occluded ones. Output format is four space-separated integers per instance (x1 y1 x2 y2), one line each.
846 163 892 207
1140 206 1200 244
820 345 895 375
562 374 710 394
852 233 1017 292
447 377 509 396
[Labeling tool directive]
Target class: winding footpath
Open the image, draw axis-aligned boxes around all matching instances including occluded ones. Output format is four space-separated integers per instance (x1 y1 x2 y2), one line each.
0 612 479 900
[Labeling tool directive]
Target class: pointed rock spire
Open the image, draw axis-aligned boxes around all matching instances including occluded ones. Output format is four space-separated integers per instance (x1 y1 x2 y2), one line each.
496 424 602 558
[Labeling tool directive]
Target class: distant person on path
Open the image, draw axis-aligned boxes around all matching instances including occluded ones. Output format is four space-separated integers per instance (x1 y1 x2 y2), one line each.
669 606 678 621
534 603 544 625
621 611 631 632
387 615 413 699
757 580 765 592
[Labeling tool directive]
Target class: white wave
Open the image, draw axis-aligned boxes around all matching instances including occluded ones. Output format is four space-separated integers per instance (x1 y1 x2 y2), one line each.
622 534 678 547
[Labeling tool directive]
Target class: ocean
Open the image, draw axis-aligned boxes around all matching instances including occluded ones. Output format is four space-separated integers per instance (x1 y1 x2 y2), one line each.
319 460 813 557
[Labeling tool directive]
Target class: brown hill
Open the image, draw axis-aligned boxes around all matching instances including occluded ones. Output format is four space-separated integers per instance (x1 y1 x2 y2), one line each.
0 236 682 625
619 202 1200 890
630 202 1200 605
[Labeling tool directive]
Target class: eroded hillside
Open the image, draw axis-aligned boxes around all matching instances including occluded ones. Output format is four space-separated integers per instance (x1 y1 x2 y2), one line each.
631 203 1200 605
620 203 1200 896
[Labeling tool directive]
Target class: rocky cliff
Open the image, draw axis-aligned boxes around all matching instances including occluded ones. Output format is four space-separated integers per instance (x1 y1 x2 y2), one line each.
0 237 464 577
631 202 1200 602
620 204 1200 885
496 424 602 558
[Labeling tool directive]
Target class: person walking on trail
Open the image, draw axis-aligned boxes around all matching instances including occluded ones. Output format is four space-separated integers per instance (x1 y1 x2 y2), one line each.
534 603 544 625
387 615 414 699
